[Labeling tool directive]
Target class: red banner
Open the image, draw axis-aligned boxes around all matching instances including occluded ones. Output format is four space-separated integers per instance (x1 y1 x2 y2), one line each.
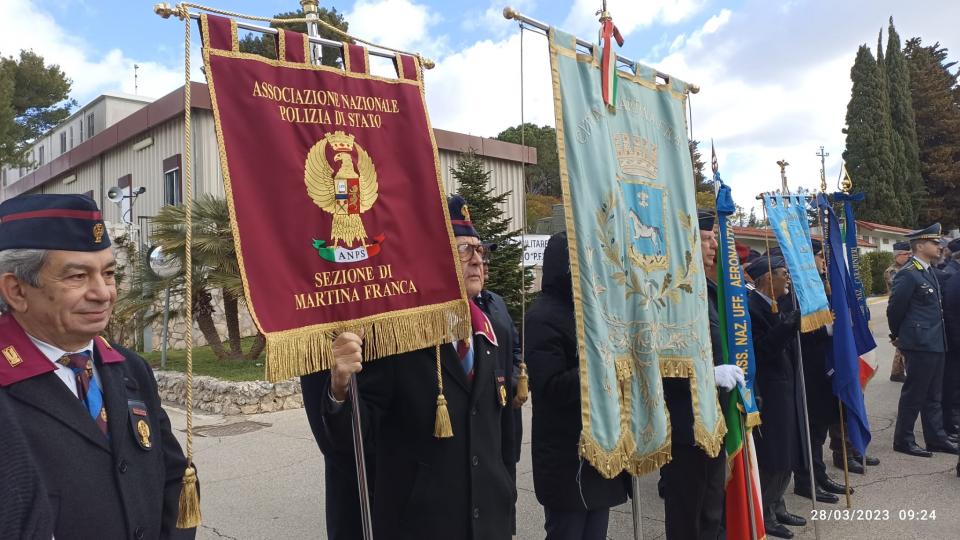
200 14 469 381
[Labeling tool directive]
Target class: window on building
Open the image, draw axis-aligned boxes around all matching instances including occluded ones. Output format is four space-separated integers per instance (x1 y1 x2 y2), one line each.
86 113 95 139
883 238 890 245
60 132 67 154
79 119 83 142
70 126 74 149
163 155 182 206
38 146 44 166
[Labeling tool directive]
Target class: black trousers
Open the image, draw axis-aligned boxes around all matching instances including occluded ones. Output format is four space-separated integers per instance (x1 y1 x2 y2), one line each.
894 350 948 447
543 506 610 540
661 444 725 540
759 468 792 523
942 353 960 433
794 417 829 486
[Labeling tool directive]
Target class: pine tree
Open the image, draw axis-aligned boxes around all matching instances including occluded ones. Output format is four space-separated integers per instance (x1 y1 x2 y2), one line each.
885 18 923 226
904 38 960 229
452 151 533 324
843 45 902 224
237 8 350 67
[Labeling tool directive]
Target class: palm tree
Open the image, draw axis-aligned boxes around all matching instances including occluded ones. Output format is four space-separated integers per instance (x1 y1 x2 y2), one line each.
115 195 265 361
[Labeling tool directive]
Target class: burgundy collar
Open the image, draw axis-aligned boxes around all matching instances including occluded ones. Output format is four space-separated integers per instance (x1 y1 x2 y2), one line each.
469 299 498 347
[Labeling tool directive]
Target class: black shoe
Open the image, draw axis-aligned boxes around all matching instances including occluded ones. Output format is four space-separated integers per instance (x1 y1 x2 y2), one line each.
818 476 853 495
832 452 865 474
794 483 839 504
864 454 880 466
947 433 959 444
764 521 794 539
776 511 808 527
927 440 960 455
956 461 960 478
893 443 934 457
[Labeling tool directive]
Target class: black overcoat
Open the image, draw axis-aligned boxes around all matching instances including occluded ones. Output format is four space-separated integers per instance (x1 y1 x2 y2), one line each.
525 232 630 511
0 390 54 539
748 290 802 472
319 314 517 540
0 323 193 540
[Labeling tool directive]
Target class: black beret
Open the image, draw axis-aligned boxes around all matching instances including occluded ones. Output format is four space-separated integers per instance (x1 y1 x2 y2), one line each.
948 238 960 253
697 209 716 231
0 194 111 251
892 241 910 252
447 194 479 238
746 255 787 281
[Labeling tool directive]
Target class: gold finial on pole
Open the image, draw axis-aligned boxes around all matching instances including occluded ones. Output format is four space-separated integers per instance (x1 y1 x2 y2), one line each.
154 2 185 20
503 6 519 20
777 159 790 192
840 163 854 195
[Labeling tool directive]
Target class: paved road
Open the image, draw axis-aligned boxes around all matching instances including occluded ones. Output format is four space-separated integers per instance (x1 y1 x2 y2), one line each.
167 298 959 539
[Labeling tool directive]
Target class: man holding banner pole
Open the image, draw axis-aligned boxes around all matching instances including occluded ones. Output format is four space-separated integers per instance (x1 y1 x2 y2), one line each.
321 195 518 539
660 209 743 540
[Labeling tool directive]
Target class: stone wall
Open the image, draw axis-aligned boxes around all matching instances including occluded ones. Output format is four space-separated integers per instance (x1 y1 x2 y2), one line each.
154 370 303 416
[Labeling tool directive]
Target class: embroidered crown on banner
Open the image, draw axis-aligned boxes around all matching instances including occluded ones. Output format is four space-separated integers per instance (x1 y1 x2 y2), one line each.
328 131 356 152
614 133 658 178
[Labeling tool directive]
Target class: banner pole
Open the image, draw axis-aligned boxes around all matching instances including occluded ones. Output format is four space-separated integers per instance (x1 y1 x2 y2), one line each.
631 476 644 540
740 413 759 540
792 324 821 540
838 401 853 508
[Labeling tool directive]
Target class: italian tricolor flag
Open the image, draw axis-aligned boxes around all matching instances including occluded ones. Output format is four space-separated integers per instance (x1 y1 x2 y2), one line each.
723 394 765 539
599 16 623 107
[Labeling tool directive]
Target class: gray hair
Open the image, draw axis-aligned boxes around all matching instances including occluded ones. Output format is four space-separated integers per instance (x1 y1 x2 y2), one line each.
0 249 49 313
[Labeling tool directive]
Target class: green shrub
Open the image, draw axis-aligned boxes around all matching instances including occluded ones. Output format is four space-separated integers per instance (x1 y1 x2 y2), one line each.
861 251 894 295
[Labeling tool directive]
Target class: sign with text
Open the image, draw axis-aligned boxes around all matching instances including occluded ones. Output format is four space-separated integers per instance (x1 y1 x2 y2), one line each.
522 235 550 266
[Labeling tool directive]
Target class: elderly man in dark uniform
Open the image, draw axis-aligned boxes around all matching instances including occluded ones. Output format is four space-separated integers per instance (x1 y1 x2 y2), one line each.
747 256 805 539
889 223 958 457
0 194 194 540
885 241 912 382
320 195 517 539
792 240 847 504
659 210 743 540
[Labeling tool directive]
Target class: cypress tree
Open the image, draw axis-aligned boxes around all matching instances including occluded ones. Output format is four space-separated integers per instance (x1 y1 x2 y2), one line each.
885 18 923 227
843 45 902 224
904 38 960 229
452 151 533 324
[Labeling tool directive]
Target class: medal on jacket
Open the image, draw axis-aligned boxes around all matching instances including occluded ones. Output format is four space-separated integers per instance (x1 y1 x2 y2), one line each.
128 399 153 450
495 370 507 408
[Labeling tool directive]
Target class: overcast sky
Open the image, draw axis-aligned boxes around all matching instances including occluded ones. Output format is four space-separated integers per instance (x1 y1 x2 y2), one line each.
3 0 959 210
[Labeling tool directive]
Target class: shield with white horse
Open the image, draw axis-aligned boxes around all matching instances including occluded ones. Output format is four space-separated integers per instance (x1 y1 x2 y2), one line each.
621 180 668 272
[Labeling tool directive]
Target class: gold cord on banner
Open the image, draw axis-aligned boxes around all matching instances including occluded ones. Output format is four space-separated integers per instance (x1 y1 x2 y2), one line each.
176 8 201 530
154 2 435 68
433 344 453 438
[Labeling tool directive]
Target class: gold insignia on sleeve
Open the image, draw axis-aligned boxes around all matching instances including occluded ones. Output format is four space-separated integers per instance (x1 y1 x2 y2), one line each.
93 222 105 243
2 346 22 367
137 419 152 448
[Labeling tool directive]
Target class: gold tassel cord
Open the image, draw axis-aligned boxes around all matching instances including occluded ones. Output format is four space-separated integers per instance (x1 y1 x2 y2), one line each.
176 8 201 529
514 362 529 407
433 345 453 438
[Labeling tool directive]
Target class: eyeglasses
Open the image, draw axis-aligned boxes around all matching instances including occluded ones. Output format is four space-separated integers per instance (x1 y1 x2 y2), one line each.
456 243 486 262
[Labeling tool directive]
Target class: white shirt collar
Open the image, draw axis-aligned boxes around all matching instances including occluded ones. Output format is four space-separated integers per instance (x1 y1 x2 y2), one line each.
27 334 95 366
755 289 775 307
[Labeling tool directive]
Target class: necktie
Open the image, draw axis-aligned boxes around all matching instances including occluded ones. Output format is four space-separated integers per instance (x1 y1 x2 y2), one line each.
60 352 108 436
457 338 474 380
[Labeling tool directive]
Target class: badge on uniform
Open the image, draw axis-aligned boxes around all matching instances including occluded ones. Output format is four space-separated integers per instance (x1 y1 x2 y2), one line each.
494 369 507 408
128 399 152 450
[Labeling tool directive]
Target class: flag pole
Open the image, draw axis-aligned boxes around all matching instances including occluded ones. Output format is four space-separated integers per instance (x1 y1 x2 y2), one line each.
740 413 759 540
631 476 644 540
298 1 374 537
838 401 853 508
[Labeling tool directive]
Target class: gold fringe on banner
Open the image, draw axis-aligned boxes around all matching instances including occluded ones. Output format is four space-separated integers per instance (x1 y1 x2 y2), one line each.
745 410 762 428
264 300 470 382
800 309 834 333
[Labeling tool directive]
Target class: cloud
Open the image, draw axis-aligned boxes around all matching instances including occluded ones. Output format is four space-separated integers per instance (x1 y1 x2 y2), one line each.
347 0 446 59
562 0 707 38
424 30 554 137
644 0 960 210
0 0 197 105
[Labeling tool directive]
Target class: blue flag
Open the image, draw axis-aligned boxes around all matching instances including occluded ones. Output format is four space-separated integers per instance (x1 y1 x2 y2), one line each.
715 176 760 426
818 194 872 455
833 192 871 322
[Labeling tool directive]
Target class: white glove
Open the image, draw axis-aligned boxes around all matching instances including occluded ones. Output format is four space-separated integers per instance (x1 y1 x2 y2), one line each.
714 364 746 391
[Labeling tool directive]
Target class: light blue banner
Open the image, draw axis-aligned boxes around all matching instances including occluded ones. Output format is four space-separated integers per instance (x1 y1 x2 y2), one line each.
549 29 724 477
762 194 832 332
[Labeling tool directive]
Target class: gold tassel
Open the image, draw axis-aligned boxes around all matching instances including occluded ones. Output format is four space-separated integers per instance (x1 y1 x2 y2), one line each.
770 299 779 314
434 394 454 438
175 465 201 529
433 344 454 438
514 362 529 407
